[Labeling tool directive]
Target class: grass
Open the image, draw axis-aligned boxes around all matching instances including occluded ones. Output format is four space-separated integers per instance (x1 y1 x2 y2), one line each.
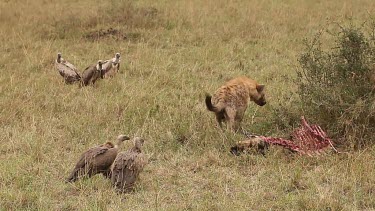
0 0 374 210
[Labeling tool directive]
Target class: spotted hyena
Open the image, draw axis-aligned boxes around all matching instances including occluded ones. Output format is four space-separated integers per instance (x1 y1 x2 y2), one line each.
205 76 266 132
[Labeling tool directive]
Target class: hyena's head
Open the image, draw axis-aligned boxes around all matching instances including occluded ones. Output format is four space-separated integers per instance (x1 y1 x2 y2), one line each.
252 84 266 106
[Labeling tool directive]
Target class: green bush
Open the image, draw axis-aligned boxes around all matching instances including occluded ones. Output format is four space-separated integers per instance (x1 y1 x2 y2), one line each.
296 22 375 148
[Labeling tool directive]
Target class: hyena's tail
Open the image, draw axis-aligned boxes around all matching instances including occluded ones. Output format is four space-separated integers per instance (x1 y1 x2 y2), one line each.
205 94 222 112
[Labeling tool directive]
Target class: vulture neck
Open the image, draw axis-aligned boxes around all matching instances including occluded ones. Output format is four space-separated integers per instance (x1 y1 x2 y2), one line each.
115 140 124 149
131 146 142 153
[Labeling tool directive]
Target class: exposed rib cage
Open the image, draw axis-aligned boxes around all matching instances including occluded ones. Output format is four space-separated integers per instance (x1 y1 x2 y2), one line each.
248 116 337 156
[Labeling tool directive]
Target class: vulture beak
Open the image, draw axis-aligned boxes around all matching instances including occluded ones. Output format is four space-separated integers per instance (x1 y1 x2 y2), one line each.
117 135 130 142
57 53 62 63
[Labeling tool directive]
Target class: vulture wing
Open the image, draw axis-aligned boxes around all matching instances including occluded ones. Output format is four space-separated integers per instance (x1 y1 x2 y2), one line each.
62 59 78 72
111 151 138 192
66 146 110 182
75 146 109 168
101 60 112 74
102 57 121 78
91 148 119 176
81 65 96 86
111 149 147 192
55 59 81 84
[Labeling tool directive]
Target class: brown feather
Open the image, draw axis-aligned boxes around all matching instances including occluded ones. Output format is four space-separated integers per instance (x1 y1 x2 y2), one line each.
55 54 81 84
66 135 129 182
111 138 147 193
80 60 103 87
66 144 119 182
80 65 100 86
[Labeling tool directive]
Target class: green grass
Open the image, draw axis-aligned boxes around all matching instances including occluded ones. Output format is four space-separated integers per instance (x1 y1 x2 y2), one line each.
0 0 374 210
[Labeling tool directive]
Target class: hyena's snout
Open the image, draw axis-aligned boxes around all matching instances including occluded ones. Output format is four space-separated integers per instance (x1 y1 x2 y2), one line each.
254 96 266 106
254 84 266 106
256 100 266 106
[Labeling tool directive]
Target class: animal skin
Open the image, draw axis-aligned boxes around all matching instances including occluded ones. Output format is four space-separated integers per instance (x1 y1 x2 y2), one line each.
111 137 148 193
66 135 130 182
230 137 269 156
205 76 266 132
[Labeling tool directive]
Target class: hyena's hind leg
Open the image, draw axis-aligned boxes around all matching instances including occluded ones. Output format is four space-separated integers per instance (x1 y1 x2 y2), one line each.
224 107 237 132
215 111 225 129
234 108 246 132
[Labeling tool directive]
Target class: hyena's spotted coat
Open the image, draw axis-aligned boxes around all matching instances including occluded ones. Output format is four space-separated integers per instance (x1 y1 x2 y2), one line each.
205 76 266 132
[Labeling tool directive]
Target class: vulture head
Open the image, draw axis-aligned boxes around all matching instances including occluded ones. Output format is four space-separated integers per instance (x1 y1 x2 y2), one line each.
133 137 145 150
114 53 121 64
57 52 62 63
116 134 130 148
117 134 130 142
97 60 103 78
97 60 103 71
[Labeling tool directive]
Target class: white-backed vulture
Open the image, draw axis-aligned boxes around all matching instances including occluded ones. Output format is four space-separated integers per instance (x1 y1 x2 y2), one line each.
66 135 130 182
80 60 104 87
111 137 148 193
55 53 81 84
102 53 121 78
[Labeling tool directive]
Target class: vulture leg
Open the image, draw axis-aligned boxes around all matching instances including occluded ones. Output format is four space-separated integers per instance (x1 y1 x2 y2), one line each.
102 170 112 179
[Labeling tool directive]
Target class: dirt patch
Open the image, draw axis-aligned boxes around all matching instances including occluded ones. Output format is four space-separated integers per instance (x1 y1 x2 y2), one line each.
138 7 158 18
84 28 141 41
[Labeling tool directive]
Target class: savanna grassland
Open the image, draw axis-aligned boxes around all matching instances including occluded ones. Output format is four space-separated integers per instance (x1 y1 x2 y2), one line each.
1 0 375 210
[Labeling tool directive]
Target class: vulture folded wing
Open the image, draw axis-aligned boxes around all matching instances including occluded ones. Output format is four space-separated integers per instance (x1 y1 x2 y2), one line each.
55 62 71 77
92 148 119 172
55 60 81 83
67 146 110 182
75 147 109 169
111 152 139 192
133 152 147 172
63 60 78 72
101 60 112 74
81 65 95 85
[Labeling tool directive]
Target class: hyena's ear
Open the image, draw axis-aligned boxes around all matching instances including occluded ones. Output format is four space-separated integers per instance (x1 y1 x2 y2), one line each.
256 84 265 93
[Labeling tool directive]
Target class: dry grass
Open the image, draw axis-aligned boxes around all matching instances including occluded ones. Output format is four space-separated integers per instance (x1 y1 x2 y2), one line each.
0 0 374 210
